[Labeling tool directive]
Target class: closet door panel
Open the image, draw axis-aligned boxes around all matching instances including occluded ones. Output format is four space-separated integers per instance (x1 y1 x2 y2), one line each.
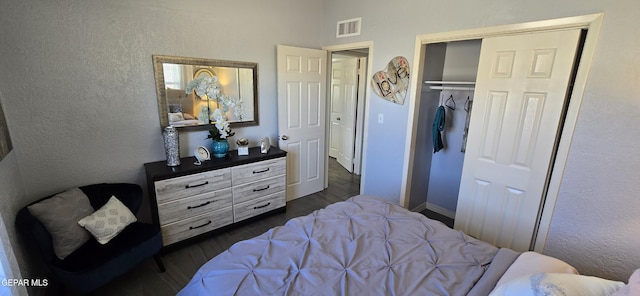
455 29 582 251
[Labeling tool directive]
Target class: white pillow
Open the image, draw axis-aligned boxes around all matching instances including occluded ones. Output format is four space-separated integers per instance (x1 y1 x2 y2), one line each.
613 269 640 296
182 112 195 120
168 112 185 122
78 196 137 244
489 273 624 296
494 251 579 289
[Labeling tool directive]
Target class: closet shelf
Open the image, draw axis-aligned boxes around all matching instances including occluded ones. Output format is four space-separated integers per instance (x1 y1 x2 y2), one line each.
424 80 475 91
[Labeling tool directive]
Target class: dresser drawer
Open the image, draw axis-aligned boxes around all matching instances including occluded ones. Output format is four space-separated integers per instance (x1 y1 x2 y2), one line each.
233 191 286 222
158 188 232 225
155 168 231 204
231 158 286 185
232 175 286 205
161 206 233 246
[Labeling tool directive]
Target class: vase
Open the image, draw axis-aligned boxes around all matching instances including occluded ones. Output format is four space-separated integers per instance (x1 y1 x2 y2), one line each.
163 126 180 166
211 139 229 158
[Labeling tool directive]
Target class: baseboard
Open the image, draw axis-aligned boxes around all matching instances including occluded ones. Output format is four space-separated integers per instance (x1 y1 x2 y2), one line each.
425 202 456 219
410 202 426 212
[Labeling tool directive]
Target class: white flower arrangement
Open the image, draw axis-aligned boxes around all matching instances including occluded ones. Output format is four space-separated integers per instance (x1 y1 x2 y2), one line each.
185 76 221 100
218 94 244 121
186 75 245 141
207 109 235 141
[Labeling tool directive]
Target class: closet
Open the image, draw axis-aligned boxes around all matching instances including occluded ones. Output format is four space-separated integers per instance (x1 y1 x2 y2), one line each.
408 40 481 217
408 28 586 252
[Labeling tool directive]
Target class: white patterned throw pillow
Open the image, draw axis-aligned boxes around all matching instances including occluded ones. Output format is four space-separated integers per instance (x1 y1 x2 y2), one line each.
78 196 137 244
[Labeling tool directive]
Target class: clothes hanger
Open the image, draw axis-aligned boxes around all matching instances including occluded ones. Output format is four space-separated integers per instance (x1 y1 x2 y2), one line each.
464 96 471 112
445 94 456 110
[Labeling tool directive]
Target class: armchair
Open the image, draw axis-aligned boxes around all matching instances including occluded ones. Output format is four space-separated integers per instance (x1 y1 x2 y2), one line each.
16 183 165 295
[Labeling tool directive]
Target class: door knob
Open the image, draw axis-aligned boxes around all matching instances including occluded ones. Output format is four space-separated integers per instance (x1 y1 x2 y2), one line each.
281 135 289 140
337 117 341 121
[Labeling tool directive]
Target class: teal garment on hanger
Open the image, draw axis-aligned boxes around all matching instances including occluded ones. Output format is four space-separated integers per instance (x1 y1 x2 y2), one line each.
432 106 445 153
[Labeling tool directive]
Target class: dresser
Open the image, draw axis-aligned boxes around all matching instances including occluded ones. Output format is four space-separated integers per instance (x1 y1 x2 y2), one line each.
144 147 287 247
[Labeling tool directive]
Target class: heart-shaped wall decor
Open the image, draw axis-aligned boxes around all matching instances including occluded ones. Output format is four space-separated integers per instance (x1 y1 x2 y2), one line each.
371 56 410 105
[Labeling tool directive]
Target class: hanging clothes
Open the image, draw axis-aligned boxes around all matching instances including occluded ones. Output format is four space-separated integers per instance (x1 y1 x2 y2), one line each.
432 105 446 153
461 97 473 152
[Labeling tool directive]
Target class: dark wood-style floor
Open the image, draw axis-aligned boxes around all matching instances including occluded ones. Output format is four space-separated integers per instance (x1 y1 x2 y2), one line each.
51 158 451 295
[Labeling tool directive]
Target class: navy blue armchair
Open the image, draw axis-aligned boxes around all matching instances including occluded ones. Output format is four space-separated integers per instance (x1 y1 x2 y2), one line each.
16 183 165 295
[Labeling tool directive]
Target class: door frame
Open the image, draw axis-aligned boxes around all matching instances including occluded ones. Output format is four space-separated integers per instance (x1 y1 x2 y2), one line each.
322 41 373 191
399 14 604 252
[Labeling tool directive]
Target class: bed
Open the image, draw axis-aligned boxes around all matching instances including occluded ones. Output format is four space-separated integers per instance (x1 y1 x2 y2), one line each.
178 195 631 296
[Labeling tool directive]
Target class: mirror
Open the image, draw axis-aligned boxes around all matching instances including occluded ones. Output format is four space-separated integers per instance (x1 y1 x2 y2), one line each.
152 55 259 131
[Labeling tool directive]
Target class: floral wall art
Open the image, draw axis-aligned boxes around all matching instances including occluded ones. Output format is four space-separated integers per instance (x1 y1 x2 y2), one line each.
371 56 410 105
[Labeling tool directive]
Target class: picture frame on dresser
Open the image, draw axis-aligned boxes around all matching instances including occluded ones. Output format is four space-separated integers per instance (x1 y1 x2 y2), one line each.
144 147 287 251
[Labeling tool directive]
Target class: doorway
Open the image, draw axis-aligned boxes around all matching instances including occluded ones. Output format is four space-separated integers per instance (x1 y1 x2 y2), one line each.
323 42 373 194
400 14 603 251
409 39 482 220
277 43 372 201
329 51 367 175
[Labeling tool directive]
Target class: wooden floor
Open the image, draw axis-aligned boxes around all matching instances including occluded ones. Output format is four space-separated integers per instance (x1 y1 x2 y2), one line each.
48 158 452 295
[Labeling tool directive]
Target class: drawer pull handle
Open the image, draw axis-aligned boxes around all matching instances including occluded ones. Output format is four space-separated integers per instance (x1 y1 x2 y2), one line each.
189 220 212 230
253 185 270 192
185 181 209 189
254 202 271 210
253 168 270 174
187 201 211 209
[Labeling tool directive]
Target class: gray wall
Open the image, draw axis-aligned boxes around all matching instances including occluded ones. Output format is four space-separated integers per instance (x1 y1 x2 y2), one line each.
0 151 28 296
0 0 323 285
323 0 640 281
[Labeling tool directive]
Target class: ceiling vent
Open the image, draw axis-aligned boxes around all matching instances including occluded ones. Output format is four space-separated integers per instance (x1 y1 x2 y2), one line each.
336 17 361 38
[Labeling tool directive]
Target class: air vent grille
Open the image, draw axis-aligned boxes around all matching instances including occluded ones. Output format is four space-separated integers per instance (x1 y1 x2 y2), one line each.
336 17 361 38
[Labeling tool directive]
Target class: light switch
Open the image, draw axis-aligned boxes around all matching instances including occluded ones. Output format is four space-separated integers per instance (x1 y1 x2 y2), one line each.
377 113 384 124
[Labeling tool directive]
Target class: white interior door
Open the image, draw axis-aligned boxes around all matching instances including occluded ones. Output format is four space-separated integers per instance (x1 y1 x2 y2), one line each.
277 45 327 201
329 55 358 173
454 29 581 251
353 56 367 176
329 60 342 159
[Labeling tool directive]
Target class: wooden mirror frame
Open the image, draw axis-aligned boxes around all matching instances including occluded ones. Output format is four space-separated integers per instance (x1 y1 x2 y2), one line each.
152 55 259 131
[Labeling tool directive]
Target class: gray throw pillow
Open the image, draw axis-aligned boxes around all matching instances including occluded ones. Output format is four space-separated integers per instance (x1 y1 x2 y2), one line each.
28 188 95 260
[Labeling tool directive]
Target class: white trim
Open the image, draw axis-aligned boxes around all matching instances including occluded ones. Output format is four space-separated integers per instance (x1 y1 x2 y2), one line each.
400 14 604 250
426 202 456 219
410 202 426 213
400 36 427 208
353 56 367 175
533 14 604 252
323 41 374 194
410 202 456 219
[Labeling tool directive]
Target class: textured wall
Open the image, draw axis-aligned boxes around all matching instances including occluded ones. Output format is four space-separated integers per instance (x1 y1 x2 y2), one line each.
0 0 323 204
0 0 323 284
0 151 28 295
322 0 640 281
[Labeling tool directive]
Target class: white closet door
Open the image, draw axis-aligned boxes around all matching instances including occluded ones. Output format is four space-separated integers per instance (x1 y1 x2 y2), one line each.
454 29 581 251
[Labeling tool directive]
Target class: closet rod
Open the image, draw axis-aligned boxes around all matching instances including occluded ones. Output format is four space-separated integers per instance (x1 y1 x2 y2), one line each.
429 86 475 91
424 80 475 85
425 80 475 91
